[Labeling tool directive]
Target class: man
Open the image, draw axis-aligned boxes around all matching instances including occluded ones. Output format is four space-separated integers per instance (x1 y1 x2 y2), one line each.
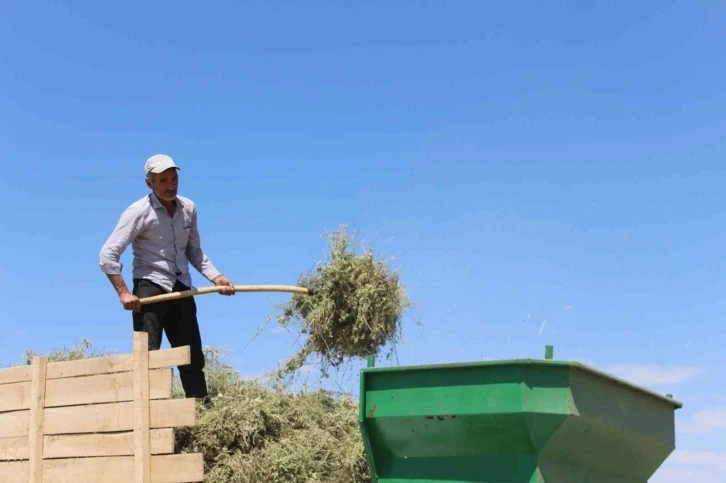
99 154 235 400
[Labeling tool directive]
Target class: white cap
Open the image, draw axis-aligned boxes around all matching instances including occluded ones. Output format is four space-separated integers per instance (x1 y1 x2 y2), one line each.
144 154 180 176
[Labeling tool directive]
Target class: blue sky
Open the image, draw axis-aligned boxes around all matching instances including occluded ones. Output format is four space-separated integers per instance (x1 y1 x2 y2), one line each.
1 0 725 480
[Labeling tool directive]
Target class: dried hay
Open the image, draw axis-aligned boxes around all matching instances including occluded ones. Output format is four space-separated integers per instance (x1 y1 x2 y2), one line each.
174 378 369 482
173 348 370 482
277 225 411 374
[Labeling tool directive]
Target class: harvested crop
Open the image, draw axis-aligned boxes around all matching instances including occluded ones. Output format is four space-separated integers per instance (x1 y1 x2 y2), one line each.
277 225 411 374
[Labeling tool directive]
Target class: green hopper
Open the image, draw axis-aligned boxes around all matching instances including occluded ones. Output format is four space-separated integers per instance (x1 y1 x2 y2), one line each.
358 346 682 482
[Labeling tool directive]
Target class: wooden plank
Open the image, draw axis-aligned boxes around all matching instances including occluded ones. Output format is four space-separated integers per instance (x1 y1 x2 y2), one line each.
0 429 173 460
0 367 30 387
45 368 172 408
0 461 24 483
133 332 151 483
0 369 172 412
0 453 204 483
47 429 174 459
47 346 190 380
0 382 29 413
28 356 47 483
0 399 195 438
0 410 29 439
0 346 190 386
0 437 26 461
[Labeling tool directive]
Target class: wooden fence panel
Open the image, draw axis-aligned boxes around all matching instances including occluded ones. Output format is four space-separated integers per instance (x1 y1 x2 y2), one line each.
0 454 204 483
0 347 190 386
0 428 174 459
0 332 204 482
0 369 173 412
0 399 195 438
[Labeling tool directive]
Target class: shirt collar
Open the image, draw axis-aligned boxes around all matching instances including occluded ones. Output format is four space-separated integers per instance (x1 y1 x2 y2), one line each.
149 192 179 210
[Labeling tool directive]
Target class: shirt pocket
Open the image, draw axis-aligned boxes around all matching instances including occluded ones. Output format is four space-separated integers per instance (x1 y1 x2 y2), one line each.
178 216 192 248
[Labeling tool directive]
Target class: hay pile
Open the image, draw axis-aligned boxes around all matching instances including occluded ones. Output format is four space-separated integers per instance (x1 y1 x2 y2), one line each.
22 338 115 363
17 341 371 483
277 225 411 374
173 348 370 483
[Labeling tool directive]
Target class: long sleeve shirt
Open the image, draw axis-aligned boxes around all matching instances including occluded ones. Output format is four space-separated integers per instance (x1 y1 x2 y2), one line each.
99 192 220 292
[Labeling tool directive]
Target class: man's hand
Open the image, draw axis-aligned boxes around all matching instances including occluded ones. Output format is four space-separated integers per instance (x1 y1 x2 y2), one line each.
107 275 140 311
120 292 141 312
213 275 235 296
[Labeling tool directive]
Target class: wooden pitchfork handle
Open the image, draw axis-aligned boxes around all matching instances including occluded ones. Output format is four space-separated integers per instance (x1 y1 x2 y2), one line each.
139 284 314 306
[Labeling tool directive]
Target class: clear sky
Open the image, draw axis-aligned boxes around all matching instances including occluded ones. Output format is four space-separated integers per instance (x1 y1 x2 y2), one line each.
1 1 724 480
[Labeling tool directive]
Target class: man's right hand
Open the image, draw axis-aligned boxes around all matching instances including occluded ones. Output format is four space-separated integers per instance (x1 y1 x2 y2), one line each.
120 292 141 312
106 274 140 311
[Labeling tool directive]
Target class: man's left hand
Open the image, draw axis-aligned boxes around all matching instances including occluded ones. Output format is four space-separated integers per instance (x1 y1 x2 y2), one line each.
213 275 235 295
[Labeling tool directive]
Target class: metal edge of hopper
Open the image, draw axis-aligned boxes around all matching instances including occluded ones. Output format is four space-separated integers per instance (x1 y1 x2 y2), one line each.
359 347 683 410
568 360 683 409
359 355 379 483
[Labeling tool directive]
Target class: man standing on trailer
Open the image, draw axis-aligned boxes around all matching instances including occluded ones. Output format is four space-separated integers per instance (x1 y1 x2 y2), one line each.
99 154 235 400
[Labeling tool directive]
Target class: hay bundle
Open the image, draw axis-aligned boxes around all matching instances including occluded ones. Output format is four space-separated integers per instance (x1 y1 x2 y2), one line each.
175 378 369 483
277 226 411 373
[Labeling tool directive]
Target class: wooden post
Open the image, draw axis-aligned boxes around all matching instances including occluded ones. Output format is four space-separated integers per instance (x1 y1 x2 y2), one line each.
133 332 151 483
29 355 47 483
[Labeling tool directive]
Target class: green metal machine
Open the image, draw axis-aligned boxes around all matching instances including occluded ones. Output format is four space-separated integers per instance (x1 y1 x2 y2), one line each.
358 346 682 483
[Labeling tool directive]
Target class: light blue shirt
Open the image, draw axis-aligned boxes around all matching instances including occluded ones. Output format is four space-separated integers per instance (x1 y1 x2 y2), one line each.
99 192 220 292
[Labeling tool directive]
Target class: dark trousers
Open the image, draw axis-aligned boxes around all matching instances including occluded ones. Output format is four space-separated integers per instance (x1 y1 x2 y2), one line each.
132 278 208 399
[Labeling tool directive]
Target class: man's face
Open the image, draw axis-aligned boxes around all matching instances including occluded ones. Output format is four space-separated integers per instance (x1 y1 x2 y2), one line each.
147 168 179 201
